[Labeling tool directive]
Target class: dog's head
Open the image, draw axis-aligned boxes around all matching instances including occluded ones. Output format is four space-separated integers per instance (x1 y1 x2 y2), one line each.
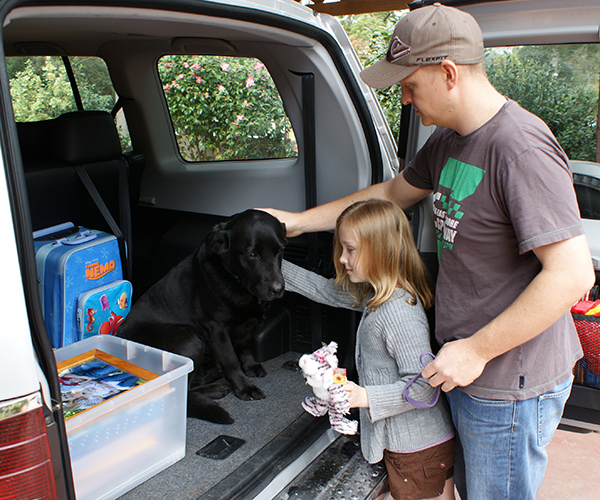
208 209 287 302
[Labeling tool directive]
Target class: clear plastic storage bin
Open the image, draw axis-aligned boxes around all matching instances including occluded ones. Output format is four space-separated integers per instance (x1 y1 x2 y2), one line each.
54 335 193 500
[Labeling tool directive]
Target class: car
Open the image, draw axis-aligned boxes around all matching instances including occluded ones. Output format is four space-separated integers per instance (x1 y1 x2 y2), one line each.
1 1 599 499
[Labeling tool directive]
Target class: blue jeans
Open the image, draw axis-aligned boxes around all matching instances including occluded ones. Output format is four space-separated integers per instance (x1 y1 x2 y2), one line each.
446 376 573 500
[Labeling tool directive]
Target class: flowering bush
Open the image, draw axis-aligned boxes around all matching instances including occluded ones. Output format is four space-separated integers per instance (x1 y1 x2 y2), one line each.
158 55 297 162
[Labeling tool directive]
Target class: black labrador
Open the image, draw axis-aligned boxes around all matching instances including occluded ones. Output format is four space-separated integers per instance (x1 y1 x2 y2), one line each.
117 209 287 424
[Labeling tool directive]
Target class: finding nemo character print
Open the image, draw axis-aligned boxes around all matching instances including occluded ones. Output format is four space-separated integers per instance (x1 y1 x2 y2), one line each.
86 308 97 332
85 289 130 335
433 158 485 257
117 292 128 310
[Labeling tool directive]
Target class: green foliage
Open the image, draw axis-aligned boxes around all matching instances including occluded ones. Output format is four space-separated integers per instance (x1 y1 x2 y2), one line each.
158 55 297 162
10 57 75 121
340 11 406 140
9 56 116 122
485 46 600 162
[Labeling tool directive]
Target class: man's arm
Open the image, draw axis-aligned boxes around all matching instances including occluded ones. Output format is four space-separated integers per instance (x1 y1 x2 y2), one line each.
260 171 431 237
422 234 595 392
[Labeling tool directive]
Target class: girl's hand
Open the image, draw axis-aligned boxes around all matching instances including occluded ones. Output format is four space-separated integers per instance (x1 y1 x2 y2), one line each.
345 381 369 408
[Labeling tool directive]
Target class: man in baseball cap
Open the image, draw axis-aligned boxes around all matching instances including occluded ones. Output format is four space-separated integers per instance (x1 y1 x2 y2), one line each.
264 6 593 499
360 2 483 88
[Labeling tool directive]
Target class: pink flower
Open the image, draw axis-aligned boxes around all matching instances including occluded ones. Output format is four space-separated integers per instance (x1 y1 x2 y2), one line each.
243 100 249 108
183 62 189 68
196 77 203 84
218 85 225 92
254 61 265 71
178 74 184 79
165 62 173 68
221 62 230 72
191 63 200 70
236 114 245 122
245 74 255 88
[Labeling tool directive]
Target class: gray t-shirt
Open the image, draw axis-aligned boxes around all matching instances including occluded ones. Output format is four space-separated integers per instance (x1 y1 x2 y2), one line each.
404 99 583 400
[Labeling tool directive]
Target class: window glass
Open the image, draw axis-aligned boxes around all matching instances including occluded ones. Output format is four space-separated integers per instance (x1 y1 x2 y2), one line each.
158 55 297 162
7 56 131 151
485 44 600 162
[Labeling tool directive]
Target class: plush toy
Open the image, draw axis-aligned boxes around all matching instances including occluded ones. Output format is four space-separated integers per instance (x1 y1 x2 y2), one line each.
298 341 358 435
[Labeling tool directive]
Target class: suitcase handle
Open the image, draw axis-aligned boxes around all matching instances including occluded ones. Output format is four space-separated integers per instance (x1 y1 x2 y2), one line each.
33 221 76 239
58 230 98 246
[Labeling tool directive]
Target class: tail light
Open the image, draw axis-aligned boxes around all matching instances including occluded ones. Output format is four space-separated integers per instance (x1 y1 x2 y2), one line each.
0 393 58 500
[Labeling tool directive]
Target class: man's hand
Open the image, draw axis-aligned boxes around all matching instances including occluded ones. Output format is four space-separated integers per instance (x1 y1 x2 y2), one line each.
345 381 369 408
256 208 304 237
421 338 488 392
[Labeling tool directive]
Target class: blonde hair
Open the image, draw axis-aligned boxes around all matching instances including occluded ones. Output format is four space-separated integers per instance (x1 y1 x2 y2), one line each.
333 199 434 311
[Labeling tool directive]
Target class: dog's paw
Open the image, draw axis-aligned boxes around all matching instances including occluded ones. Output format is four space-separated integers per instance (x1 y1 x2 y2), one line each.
194 382 231 400
243 362 267 378
235 384 266 401
187 392 235 424
202 406 235 425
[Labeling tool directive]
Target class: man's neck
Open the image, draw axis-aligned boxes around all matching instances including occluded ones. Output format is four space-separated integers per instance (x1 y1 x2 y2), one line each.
453 82 507 136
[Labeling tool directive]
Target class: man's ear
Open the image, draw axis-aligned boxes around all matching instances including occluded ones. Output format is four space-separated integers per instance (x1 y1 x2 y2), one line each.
440 59 458 90
208 222 230 255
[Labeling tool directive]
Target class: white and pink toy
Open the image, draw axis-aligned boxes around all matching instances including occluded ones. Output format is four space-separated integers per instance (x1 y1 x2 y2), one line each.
298 341 358 435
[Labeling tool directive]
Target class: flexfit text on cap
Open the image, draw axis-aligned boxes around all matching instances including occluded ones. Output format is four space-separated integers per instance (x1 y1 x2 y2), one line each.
360 3 484 89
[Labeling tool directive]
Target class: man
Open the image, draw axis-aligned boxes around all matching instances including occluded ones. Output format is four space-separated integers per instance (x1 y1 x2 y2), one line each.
264 4 595 500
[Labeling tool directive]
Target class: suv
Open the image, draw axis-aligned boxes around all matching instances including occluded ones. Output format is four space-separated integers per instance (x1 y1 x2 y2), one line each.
1 1 599 500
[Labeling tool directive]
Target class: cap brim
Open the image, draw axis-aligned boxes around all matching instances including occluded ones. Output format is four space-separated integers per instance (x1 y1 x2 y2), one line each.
360 59 418 89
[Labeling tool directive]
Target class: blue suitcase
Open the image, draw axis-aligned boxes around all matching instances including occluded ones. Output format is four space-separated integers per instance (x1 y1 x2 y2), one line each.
76 279 132 339
34 222 127 348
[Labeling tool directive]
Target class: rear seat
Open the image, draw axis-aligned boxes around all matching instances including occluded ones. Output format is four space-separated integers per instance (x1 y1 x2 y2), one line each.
17 110 143 279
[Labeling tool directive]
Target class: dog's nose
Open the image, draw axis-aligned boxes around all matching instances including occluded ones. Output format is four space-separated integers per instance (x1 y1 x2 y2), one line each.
271 282 284 297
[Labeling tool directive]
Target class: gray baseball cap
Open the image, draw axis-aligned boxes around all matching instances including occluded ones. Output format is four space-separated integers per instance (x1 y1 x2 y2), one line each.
360 3 484 89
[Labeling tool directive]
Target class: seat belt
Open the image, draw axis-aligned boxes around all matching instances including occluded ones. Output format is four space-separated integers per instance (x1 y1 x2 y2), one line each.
75 165 132 280
292 70 323 351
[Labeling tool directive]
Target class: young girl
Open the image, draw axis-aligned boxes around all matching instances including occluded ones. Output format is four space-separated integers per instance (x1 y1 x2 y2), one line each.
283 199 455 500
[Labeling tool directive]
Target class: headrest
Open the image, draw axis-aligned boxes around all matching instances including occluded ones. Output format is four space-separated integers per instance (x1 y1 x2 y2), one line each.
18 111 122 166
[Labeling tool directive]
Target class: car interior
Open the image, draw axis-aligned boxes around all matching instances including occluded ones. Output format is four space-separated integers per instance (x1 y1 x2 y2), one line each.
3 3 398 499
3 1 600 499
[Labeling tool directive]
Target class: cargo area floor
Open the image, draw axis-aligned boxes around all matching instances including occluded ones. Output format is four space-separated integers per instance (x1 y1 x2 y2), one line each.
118 351 315 500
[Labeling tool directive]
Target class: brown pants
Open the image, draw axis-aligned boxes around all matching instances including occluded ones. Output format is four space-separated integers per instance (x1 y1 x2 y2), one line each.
383 437 455 500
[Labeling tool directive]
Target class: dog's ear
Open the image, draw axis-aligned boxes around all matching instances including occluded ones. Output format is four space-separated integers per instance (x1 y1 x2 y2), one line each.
208 222 230 255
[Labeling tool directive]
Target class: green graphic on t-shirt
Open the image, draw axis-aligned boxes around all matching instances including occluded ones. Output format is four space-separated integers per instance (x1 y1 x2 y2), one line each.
435 158 485 255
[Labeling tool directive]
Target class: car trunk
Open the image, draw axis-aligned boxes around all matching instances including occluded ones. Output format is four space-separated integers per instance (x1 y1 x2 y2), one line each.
109 206 370 499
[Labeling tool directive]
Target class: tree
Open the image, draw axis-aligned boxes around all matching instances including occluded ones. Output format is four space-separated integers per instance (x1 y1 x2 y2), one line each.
485 45 600 162
10 57 75 121
158 55 297 162
9 56 116 122
340 11 406 141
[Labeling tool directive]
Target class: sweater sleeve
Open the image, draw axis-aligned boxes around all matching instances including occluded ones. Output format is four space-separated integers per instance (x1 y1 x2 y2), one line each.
364 297 437 423
282 260 361 311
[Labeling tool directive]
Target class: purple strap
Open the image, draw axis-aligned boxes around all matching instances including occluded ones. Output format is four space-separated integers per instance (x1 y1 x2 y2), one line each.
402 352 440 409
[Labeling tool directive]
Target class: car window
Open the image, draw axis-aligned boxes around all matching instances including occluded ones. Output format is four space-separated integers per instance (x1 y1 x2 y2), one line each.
485 43 600 163
7 55 132 151
158 55 298 162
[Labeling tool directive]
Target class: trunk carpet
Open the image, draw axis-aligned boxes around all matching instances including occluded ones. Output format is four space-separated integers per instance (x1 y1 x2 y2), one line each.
118 351 314 500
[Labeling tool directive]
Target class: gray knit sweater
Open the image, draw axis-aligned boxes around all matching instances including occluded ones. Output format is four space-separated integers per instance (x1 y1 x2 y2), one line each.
283 260 454 463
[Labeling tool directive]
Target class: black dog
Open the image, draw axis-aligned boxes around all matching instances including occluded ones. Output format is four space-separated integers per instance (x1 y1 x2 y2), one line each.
117 209 287 424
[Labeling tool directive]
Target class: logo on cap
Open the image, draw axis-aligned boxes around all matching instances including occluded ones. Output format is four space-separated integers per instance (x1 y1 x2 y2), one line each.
386 36 411 64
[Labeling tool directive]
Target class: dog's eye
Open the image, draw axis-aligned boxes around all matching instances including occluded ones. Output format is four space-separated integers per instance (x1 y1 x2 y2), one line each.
248 252 259 259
